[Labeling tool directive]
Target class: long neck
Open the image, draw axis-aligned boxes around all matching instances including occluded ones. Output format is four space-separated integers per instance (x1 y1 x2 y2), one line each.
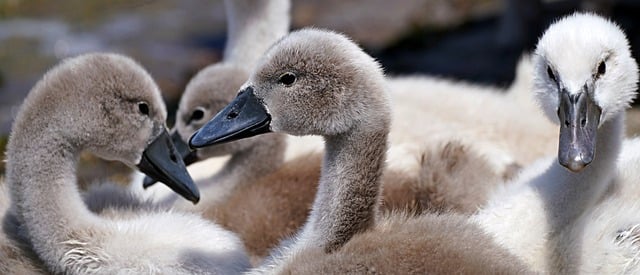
216 134 286 185
201 134 286 203
223 0 290 68
539 112 624 232
302 125 388 253
168 134 287 209
7 131 97 263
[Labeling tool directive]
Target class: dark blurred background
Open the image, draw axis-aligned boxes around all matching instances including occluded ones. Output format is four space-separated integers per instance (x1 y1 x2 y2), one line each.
1 0 639 180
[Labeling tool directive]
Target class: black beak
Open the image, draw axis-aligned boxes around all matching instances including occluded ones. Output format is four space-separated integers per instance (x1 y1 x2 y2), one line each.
137 129 200 203
142 130 200 188
557 87 602 172
189 87 271 148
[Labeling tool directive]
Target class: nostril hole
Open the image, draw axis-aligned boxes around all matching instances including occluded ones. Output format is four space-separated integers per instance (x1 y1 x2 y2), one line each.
227 111 239 119
165 139 178 163
170 153 177 163
581 118 587 127
564 120 570 127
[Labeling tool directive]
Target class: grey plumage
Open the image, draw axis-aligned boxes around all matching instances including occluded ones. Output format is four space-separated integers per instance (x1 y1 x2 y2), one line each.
195 28 533 274
5 53 249 274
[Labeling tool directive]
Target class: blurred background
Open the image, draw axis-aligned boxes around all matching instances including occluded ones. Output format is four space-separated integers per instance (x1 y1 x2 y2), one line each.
1 0 639 182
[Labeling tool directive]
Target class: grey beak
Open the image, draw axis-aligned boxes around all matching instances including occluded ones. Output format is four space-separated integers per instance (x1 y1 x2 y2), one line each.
142 130 199 188
189 87 271 149
557 87 602 172
137 129 200 203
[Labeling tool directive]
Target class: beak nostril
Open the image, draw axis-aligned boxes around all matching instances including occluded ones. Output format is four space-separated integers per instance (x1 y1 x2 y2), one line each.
170 153 177 163
581 118 586 127
564 120 570 127
227 111 239 119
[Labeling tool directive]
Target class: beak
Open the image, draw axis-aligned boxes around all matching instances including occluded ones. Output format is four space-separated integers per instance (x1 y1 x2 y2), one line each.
557 87 602 172
137 128 200 203
142 130 200 188
189 87 271 148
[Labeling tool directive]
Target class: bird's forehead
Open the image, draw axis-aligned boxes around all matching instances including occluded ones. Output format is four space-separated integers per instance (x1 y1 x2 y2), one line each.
539 35 609 91
536 14 625 89
551 46 604 80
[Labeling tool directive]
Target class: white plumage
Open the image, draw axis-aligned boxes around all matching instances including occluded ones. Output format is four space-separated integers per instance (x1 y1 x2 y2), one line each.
472 13 639 273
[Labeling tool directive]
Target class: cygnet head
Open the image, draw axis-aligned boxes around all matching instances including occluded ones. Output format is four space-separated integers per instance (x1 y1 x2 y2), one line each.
189 28 390 147
533 13 638 172
174 63 266 159
9 53 199 202
142 62 289 188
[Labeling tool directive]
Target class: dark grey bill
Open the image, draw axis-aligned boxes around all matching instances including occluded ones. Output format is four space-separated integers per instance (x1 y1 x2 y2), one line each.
557 88 602 172
189 87 271 148
142 130 199 188
137 129 200 203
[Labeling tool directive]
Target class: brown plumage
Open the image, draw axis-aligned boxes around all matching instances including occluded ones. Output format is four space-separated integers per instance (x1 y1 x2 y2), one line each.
381 140 519 215
203 153 322 265
172 139 511 265
282 214 531 274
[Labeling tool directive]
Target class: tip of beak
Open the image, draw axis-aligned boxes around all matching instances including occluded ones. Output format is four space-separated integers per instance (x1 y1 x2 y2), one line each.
188 131 204 149
190 195 200 204
566 162 587 173
142 176 156 188
561 154 592 172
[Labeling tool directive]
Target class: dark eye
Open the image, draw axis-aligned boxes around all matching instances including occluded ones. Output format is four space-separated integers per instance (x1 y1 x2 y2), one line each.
138 102 149 116
278 72 296 86
597 61 606 78
188 108 205 124
547 66 557 82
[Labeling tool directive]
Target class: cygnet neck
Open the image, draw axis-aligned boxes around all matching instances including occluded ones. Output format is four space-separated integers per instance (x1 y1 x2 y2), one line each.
540 111 624 231
8 128 98 260
223 0 290 68
304 123 388 252
217 134 286 185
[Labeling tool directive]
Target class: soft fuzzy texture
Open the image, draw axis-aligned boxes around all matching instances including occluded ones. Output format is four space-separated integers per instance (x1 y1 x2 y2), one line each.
208 28 533 274
473 13 638 273
551 137 640 273
281 213 532 274
143 0 516 266
6 53 249 274
0 182 47 274
386 54 557 173
203 153 322 265
382 140 520 214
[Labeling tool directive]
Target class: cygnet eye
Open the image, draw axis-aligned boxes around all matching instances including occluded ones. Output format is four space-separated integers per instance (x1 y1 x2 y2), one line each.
278 72 296 86
188 107 206 124
596 61 606 79
547 66 557 83
138 102 150 116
